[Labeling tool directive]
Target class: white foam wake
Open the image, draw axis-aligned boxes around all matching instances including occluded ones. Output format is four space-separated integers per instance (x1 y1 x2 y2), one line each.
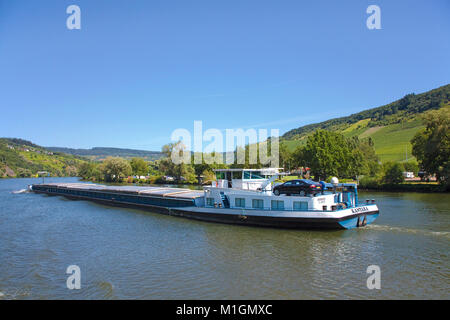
367 224 450 238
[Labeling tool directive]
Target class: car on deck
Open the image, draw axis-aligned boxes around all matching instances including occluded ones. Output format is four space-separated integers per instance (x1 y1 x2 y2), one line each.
272 179 322 196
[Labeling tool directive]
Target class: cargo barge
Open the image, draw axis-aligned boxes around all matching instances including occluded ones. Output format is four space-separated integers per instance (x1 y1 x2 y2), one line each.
30 168 379 230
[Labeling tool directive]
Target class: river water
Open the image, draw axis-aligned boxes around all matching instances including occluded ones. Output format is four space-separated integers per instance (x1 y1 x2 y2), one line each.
0 177 448 299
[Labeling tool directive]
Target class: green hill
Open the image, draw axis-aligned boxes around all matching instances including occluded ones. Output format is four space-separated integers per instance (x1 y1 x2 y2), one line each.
0 138 88 178
282 84 450 162
46 146 163 161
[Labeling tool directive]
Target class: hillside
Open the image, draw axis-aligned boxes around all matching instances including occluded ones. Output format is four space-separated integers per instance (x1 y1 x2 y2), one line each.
46 147 163 161
0 138 87 178
282 84 450 162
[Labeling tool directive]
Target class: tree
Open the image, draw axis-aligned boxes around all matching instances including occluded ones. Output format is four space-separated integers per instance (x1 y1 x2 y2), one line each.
402 161 419 175
201 169 216 184
99 157 132 182
158 142 197 183
301 130 345 179
355 137 380 176
279 142 293 171
78 162 93 179
382 162 404 184
292 130 379 181
130 157 149 176
64 165 78 177
411 107 449 186
78 162 99 180
298 130 354 180
347 136 370 178
175 163 197 183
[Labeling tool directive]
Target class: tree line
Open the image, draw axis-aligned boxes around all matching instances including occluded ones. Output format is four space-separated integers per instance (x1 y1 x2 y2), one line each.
283 84 449 140
78 107 448 190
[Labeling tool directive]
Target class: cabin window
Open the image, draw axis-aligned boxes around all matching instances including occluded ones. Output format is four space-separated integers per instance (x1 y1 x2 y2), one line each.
232 171 242 179
235 198 246 208
215 172 225 180
251 171 264 179
271 200 284 210
243 171 265 179
252 199 264 209
206 198 214 206
293 201 308 210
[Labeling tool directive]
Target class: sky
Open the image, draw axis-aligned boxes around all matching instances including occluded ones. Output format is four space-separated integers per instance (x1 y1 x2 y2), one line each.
0 0 449 151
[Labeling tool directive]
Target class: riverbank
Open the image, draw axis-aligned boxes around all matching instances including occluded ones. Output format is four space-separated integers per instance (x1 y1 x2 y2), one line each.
279 176 449 193
4 176 448 193
358 182 448 193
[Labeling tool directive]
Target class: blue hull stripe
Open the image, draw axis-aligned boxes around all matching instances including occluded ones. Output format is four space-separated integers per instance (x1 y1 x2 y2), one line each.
339 213 379 229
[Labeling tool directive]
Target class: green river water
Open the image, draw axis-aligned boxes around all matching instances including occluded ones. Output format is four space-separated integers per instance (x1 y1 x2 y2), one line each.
0 177 448 299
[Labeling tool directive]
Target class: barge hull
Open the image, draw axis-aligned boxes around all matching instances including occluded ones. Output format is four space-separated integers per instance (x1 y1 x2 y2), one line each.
31 183 378 230
169 207 379 230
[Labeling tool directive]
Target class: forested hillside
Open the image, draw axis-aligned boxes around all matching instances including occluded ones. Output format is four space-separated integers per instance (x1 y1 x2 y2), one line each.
282 84 450 162
0 138 87 178
46 146 163 161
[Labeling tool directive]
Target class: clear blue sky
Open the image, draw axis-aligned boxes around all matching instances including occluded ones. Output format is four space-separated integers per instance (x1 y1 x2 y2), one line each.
0 0 449 151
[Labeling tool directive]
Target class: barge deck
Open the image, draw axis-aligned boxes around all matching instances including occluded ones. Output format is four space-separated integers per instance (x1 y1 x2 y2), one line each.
32 183 205 210
30 181 379 230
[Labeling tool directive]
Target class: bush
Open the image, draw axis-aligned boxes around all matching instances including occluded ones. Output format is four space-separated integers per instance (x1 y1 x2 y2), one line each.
99 157 132 182
16 168 32 178
148 175 164 184
358 176 381 189
382 162 405 184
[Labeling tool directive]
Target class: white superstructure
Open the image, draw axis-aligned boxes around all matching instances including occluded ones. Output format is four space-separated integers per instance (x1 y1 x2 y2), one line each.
205 168 351 212
211 168 283 191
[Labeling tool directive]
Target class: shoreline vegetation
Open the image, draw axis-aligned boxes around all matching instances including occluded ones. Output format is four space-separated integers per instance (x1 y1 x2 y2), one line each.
1 87 448 193
5 175 447 193
1 107 449 193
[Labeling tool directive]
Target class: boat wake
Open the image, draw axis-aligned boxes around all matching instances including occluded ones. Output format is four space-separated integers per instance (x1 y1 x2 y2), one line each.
367 224 450 238
12 189 30 194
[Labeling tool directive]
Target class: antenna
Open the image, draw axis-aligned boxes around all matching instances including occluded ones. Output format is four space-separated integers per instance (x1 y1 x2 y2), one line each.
37 171 49 184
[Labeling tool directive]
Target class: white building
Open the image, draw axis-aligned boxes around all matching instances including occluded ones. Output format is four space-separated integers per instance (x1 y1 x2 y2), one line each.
402 172 414 178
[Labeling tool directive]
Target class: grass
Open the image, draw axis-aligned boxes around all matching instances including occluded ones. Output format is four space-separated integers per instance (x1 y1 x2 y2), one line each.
0 139 87 177
342 119 371 137
366 119 424 162
282 117 425 163
283 137 306 152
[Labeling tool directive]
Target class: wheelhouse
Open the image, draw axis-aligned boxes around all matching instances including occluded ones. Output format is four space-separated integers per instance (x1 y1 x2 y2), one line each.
213 168 283 191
